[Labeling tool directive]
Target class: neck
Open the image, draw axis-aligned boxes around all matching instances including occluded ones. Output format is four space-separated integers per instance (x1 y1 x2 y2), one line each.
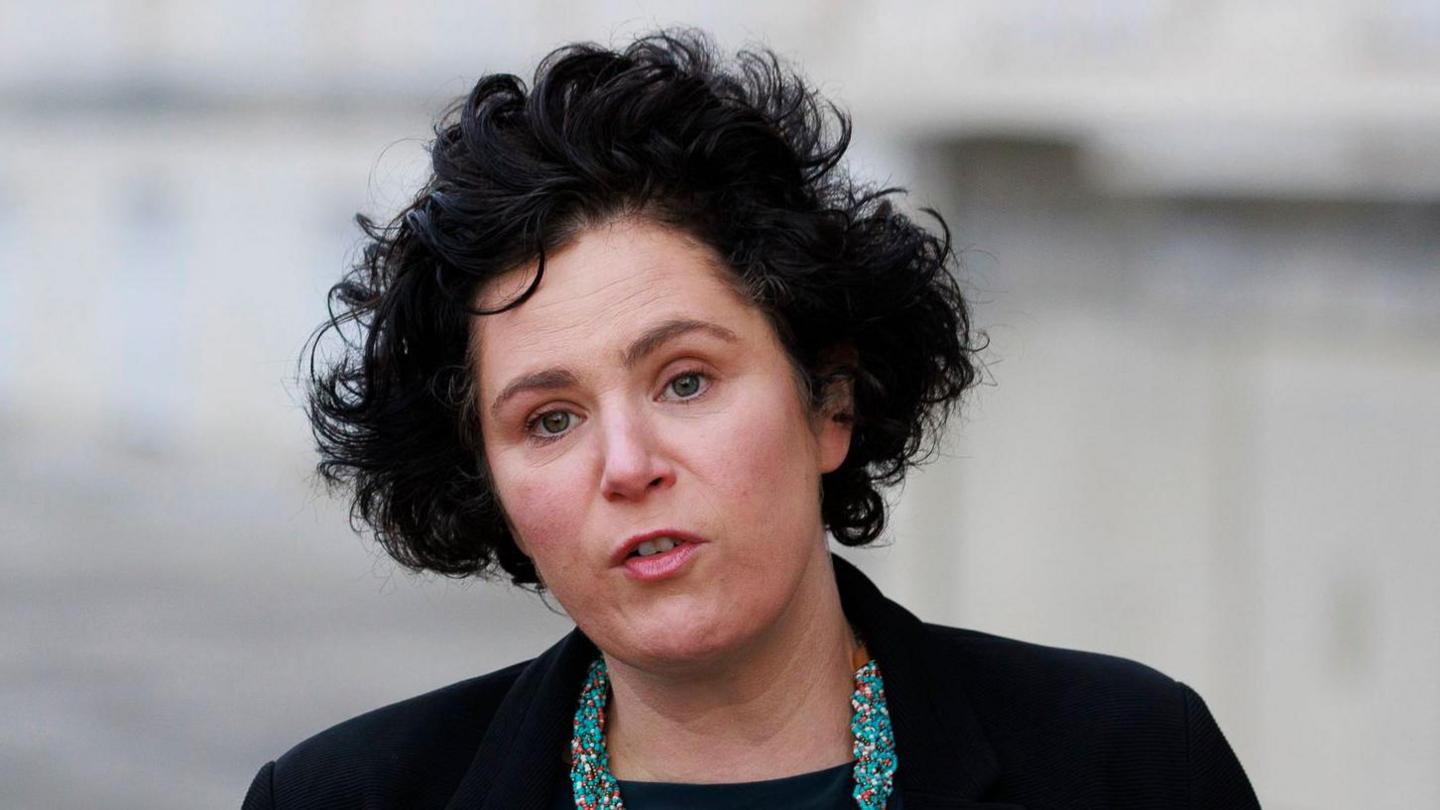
602 551 857 783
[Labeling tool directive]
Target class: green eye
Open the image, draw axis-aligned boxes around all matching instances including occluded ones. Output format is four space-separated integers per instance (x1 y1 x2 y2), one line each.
537 411 571 435
668 372 703 398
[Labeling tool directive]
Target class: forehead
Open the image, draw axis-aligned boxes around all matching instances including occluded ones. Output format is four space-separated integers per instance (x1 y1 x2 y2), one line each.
469 219 764 386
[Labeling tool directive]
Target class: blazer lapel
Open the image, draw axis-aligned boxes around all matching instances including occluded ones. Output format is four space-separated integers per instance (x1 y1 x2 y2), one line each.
444 628 596 810
834 556 1023 809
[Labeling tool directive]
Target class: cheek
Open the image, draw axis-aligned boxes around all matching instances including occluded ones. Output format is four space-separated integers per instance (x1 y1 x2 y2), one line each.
492 456 589 564
705 390 820 512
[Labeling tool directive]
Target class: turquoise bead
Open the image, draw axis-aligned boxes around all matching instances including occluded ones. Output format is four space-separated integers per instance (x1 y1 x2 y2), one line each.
568 656 897 809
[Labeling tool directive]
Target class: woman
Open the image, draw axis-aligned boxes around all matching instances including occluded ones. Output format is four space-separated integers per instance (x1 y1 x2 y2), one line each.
244 32 1260 809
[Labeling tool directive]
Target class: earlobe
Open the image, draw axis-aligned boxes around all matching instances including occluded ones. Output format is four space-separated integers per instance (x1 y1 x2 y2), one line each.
814 344 858 474
497 504 532 559
818 407 854 473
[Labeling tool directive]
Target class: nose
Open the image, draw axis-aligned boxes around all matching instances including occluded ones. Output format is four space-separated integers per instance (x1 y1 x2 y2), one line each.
598 407 676 502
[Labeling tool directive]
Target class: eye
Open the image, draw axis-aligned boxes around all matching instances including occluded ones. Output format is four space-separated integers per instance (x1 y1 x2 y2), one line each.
528 410 575 439
663 370 709 401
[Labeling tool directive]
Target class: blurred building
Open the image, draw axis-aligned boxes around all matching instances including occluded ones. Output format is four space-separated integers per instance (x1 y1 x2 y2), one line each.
3 2 1438 808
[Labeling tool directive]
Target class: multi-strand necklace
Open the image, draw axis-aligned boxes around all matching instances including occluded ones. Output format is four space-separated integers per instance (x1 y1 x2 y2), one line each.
569 655 897 809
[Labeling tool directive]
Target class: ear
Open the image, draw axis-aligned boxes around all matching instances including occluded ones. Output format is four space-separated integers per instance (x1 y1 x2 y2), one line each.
814 344 858 474
475 451 532 560
494 500 532 559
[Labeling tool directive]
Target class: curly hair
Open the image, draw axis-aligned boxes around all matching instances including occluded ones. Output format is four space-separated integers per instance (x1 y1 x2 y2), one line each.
308 30 981 585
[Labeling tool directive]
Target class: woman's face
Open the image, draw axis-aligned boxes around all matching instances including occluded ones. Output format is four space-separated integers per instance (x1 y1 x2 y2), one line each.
472 218 852 671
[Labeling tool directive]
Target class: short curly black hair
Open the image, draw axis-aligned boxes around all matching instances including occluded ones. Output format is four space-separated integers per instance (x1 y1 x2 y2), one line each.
308 30 981 585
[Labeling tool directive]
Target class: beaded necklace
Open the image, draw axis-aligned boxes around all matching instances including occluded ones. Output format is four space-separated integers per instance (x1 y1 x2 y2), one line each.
569 656 897 809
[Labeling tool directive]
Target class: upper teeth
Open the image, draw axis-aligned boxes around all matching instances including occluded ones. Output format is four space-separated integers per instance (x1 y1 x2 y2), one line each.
635 537 678 557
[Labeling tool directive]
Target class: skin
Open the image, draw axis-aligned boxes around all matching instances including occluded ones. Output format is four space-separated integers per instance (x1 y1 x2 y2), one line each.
472 217 861 782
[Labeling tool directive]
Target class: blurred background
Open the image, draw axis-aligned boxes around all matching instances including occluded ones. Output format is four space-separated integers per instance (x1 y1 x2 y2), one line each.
3 1 1438 807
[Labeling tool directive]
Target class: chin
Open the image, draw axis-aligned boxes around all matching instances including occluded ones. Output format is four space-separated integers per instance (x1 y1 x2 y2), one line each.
606 603 750 673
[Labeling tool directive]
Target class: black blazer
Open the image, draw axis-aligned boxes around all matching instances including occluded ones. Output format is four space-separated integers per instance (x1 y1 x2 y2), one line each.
243 556 1260 809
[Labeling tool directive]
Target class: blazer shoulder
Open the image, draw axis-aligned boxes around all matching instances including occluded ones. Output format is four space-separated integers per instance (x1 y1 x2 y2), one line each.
925 622 1182 703
249 659 531 810
920 624 1259 807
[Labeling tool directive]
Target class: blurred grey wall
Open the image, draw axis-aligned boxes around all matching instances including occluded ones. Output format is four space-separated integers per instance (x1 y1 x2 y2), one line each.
3 2 1438 808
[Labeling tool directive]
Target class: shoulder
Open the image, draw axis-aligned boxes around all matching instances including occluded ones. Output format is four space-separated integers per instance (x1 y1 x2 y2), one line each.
920 624 1258 807
925 623 1190 744
242 660 530 810
925 622 1185 715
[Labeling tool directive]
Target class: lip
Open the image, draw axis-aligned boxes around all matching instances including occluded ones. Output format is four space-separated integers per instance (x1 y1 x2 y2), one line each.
611 529 707 580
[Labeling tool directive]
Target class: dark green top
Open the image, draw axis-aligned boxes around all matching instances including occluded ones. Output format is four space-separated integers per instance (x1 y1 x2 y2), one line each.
551 761 904 809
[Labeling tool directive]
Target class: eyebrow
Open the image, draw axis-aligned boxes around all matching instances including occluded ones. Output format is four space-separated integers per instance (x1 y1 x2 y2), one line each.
490 318 740 416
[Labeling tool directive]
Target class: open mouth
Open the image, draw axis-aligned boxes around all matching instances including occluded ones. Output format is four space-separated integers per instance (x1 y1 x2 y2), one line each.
614 530 705 579
619 533 702 581
628 536 689 558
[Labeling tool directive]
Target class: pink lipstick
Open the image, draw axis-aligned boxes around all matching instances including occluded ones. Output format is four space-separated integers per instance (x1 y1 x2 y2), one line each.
614 529 706 582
